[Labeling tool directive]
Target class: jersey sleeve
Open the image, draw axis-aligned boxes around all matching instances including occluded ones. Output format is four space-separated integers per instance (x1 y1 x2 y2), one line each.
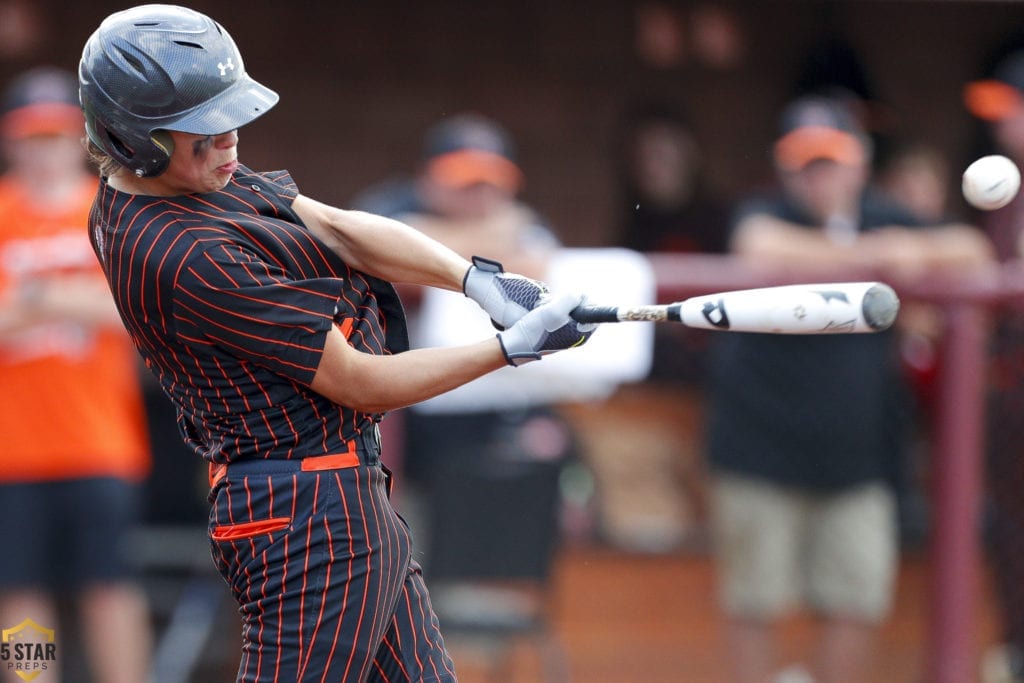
258 170 299 201
173 241 340 385
235 164 300 203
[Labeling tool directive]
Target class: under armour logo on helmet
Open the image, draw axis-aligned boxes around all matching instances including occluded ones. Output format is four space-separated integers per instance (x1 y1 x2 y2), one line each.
217 58 235 76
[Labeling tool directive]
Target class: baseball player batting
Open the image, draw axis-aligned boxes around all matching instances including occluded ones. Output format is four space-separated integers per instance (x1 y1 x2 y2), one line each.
79 5 595 681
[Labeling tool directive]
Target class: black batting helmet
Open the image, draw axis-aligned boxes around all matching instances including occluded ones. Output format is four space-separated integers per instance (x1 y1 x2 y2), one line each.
78 4 278 178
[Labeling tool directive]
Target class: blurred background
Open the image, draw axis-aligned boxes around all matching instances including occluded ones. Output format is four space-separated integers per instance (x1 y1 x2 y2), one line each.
2 1 1024 682
1 0 1013 240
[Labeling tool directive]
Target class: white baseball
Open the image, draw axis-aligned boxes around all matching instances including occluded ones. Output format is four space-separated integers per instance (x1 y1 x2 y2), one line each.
962 154 1021 210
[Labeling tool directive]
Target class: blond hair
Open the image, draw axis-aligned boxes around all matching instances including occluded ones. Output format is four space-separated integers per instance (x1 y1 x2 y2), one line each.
84 138 122 178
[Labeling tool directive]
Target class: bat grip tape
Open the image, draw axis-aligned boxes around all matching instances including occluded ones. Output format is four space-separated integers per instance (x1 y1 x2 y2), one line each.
570 305 619 323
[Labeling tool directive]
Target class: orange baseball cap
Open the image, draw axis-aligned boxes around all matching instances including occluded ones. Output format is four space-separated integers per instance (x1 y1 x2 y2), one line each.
964 50 1024 122
773 95 868 172
422 113 524 192
0 67 84 140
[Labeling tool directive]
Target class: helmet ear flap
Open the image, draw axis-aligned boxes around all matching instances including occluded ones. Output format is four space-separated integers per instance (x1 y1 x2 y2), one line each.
148 130 176 175
129 136 172 178
85 111 173 178
152 131 174 157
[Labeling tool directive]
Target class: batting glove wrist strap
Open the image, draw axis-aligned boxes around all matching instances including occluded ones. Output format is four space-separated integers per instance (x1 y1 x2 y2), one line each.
464 255 549 330
497 291 597 366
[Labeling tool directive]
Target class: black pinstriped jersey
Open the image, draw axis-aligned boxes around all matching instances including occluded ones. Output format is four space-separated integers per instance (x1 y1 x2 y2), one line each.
88 165 408 465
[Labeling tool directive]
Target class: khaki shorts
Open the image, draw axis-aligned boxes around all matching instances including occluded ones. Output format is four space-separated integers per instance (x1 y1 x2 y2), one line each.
710 474 897 623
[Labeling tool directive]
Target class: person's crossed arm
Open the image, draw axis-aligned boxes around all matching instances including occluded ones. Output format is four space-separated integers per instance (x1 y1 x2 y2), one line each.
731 211 994 279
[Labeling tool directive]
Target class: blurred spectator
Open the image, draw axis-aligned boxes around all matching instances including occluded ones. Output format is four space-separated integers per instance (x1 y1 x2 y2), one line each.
600 99 731 551
706 94 991 683
355 113 655 567
877 141 955 224
351 112 578 624
354 112 556 278
613 99 729 257
612 99 729 385
876 140 956 422
0 67 152 682
965 47 1024 683
874 140 957 540
875 141 956 378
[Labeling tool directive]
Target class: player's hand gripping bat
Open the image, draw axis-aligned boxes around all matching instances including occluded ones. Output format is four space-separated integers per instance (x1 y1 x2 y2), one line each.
569 282 899 334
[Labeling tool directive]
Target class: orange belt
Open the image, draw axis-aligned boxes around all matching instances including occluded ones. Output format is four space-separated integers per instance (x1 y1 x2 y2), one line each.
208 439 362 489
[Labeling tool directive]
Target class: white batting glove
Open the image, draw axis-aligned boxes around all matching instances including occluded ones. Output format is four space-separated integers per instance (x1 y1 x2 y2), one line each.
463 256 549 330
497 291 597 366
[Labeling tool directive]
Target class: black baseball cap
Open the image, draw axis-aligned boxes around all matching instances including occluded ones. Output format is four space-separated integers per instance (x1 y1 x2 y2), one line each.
773 95 868 172
1 66 83 140
421 113 523 191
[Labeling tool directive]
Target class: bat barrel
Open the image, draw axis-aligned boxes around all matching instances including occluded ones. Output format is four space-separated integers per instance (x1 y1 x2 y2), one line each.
568 282 899 334
678 281 899 334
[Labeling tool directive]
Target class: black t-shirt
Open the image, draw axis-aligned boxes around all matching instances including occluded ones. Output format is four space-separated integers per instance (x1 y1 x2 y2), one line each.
706 187 917 491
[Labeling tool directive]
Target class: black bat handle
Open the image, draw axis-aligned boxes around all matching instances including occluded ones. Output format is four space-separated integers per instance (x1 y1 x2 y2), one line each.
570 305 620 323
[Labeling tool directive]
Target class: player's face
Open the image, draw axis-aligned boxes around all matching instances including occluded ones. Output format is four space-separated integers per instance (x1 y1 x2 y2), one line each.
157 130 240 194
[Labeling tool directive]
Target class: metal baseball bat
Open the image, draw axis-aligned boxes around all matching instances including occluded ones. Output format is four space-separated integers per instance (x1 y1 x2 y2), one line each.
569 282 900 334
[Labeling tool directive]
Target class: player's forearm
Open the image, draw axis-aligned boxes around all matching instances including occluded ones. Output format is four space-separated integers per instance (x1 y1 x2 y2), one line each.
294 195 469 290
310 332 508 414
332 210 471 288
